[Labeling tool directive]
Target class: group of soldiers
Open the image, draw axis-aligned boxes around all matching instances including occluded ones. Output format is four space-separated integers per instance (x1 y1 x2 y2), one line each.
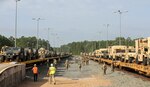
64 56 116 75
64 56 90 71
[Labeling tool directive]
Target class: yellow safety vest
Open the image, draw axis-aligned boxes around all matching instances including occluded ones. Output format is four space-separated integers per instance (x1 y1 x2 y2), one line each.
49 67 56 75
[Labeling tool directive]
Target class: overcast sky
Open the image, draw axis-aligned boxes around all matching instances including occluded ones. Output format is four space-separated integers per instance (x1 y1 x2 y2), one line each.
0 0 150 47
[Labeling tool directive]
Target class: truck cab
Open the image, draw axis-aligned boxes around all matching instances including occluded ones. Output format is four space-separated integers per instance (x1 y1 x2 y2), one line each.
125 46 136 63
108 45 127 61
0 46 14 61
135 37 150 65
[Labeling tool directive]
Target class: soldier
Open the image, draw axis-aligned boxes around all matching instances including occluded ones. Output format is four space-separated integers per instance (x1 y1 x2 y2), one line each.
111 62 115 72
47 59 50 68
65 59 69 70
79 63 82 71
53 59 57 68
86 57 89 65
102 62 107 75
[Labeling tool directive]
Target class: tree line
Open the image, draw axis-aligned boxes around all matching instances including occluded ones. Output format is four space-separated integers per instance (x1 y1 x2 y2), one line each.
59 37 136 55
0 35 52 50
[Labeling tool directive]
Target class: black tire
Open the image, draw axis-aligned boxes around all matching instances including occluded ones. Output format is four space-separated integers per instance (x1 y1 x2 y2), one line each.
147 58 150 65
0 56 4 62
120 58 124 62
136 57 139 64
143 57 147 66
128 57 132 63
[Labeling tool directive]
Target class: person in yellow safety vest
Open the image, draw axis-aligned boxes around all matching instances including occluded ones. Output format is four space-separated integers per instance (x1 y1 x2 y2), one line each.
47 63 56 85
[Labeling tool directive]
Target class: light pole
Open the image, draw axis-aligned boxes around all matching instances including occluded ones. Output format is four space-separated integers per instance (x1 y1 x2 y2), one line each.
99 32 101 49
47 28 50 50
14 0 20 47
51 33 57 51
104 24 110 48
114 10 128 45
32 18 43 49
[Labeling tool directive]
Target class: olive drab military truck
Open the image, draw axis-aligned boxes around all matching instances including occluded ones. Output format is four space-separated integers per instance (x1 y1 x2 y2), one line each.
0 46 13 62
125 46 136 63
38 47 46 58
10 47 25 62
108 45 127 61
45 50 50 58
0 46 25 62
24 48 33 60
135 37 150 65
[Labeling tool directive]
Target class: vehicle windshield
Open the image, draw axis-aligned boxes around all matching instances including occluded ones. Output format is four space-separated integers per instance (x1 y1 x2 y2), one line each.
128 49 135 53
101 51 108 54
3 47 11 51
116 49 125 53
11 47 20 51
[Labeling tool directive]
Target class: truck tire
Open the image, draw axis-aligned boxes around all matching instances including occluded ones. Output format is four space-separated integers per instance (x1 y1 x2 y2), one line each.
128 57 132 63
0 56 4 62
136 57 139 64
148 58 150 65
143 57 147 66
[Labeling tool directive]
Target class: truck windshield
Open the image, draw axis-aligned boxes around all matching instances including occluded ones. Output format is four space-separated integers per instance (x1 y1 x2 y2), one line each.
116 49 125 53
129 50 135 53
101 51 108 54
3 47 11 51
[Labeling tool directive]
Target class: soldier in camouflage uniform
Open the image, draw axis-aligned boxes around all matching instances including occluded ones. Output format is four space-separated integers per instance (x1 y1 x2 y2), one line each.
65 59 69 70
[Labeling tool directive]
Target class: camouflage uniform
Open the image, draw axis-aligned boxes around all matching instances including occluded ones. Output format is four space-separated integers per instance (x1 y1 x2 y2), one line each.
111 62 115 72
65 60 69 70
102 63 107 75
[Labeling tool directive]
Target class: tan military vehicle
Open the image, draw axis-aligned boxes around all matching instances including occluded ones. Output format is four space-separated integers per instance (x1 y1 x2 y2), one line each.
125 46 136 63
99 48 108 58
94 48 108 58
108 45 127 61
95 49 100 58
135 37 150 65
38 47 46 58
88 52 93 57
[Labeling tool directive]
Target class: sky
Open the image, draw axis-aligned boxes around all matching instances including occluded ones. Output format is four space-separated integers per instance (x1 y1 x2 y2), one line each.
0 0 150 47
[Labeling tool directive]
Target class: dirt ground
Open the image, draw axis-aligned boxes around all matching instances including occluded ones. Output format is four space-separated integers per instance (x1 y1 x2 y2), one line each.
19 76 111 87
18 56 150 87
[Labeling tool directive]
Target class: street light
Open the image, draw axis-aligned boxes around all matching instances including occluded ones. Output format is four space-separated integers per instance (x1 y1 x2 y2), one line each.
99 32 101 49
14 0 21 47
114 10 128 45
32 18 44 49
104 24 110 48
47 28 50 50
